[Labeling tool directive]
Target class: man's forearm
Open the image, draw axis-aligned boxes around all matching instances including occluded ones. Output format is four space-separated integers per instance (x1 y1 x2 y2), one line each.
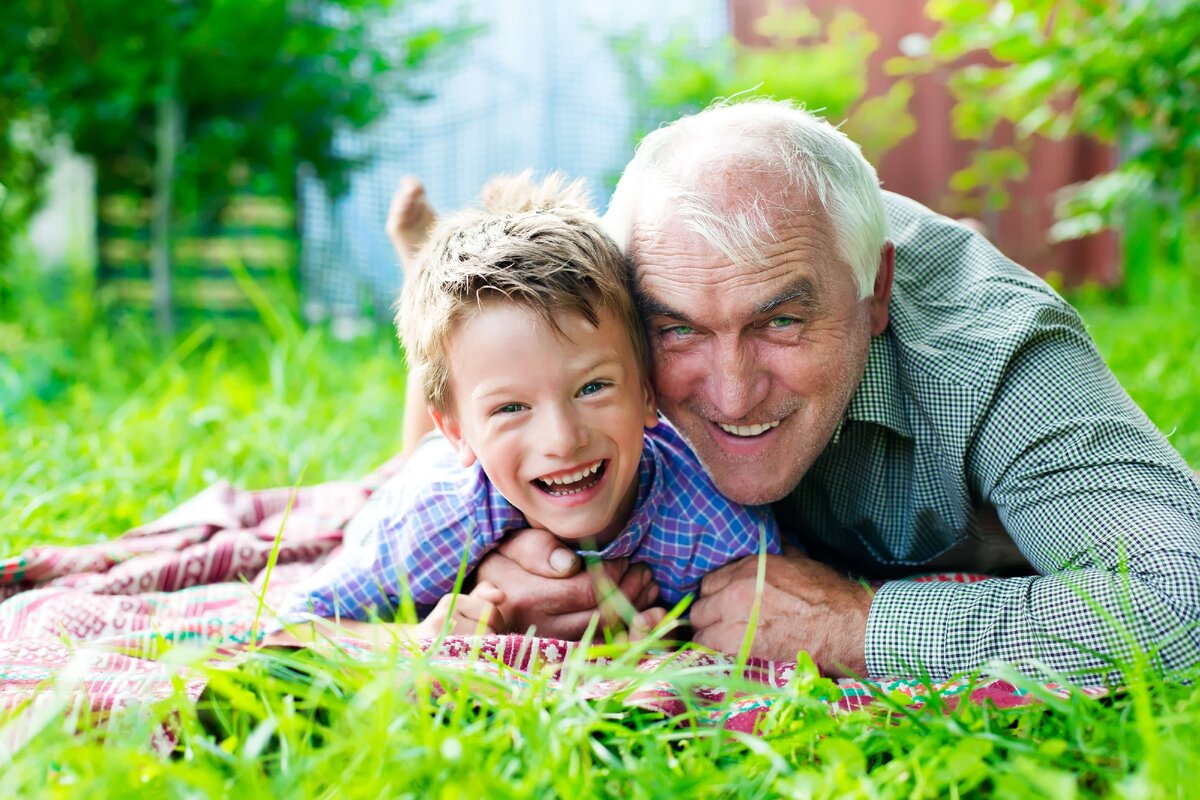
865 555 1200 681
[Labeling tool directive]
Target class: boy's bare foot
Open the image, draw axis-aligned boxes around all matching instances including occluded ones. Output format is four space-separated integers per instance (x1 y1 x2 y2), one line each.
386 176 438 275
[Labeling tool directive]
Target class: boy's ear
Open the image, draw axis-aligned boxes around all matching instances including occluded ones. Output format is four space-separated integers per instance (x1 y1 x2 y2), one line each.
640 374 658 429
430 406 477 467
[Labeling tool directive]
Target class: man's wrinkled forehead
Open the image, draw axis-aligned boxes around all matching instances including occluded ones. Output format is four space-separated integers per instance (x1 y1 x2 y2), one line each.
625 178 819 274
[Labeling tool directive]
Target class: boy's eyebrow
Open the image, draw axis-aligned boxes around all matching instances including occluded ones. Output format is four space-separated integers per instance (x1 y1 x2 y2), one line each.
578 353 621 375
471 353 623 402
473 384 520 402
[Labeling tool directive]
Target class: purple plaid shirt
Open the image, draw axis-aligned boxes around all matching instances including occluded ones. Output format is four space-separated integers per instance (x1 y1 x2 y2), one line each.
283 421 781 621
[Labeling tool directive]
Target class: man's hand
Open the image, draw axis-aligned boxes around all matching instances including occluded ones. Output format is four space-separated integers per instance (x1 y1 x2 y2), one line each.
475 528 661 639
690 554 873 677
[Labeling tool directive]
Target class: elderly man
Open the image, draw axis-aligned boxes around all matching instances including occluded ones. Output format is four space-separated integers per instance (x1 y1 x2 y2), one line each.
402 100 1200 682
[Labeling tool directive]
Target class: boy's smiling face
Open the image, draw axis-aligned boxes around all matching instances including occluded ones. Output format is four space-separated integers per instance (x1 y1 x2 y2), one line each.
431 301 657 548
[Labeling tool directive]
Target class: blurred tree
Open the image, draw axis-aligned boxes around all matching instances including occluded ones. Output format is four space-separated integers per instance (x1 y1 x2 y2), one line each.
611 0 916 171
890 0 1199 276
0 0 478 329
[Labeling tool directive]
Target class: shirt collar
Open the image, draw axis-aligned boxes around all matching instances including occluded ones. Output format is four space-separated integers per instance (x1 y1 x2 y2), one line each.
841 330 912 440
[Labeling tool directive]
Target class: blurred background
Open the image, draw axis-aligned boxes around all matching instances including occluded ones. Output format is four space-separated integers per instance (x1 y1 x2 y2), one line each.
1 0 1196 542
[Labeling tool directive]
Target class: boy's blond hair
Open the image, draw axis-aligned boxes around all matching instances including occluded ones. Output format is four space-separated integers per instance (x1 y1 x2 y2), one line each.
397 171 647 413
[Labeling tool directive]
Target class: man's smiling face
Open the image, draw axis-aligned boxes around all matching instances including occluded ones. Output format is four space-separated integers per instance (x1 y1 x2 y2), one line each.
629 193 890 505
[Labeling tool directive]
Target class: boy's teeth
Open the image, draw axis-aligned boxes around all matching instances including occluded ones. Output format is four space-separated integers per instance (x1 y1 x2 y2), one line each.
540 460 602 486
717 420 780 437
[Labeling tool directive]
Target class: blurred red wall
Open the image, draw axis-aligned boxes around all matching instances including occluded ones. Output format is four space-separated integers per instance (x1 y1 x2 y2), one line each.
729 0 1119 285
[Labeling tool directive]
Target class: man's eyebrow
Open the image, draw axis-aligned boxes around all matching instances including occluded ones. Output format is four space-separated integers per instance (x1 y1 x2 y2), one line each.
753 277 819 316
634 290 695 325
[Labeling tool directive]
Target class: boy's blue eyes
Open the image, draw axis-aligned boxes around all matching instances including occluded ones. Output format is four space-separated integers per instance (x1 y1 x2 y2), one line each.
492 381 610 415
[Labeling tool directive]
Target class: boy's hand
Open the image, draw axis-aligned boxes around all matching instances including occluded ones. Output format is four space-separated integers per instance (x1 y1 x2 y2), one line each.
420 581 507 636
474 528 660 639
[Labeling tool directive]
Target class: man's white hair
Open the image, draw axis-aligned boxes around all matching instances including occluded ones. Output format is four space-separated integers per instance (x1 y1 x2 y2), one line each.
605 98 888 299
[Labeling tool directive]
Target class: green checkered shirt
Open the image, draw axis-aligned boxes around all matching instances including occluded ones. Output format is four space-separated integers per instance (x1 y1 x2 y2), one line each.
772 192 1200 682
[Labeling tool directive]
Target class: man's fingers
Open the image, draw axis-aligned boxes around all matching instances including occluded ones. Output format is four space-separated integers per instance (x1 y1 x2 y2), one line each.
494 528 582 578
531 609 601 641
698 556 748 597
691 622 745 656
688 593 722 630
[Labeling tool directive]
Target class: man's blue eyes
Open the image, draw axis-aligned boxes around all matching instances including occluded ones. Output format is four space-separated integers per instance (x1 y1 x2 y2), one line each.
767 317 799 329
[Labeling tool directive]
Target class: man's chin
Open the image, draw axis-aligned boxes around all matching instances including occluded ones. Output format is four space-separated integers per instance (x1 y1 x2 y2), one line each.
669 416 806 504
699 445 800 505
710 473 796 506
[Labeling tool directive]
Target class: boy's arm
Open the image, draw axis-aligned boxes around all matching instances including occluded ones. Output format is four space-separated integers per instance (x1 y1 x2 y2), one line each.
265 582 507 648
402 376 437 454
387 175 440 455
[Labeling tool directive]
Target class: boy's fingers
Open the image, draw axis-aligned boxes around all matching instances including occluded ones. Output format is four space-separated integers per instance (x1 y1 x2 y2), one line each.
495 528 582 578
456 596 505 634
630 607 669 640
470 581 507 604
613 561 658 610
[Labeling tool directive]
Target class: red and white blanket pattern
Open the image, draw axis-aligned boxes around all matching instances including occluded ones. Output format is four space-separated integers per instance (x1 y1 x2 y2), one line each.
0 461 1107 744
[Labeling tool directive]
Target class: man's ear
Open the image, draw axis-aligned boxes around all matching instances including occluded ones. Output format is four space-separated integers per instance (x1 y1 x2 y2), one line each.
430 406 477 467
869 241 895 336
640 374 659 429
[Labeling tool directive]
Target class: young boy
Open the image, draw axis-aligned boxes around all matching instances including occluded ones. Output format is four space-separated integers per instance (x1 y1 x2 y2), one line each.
278 172 781 639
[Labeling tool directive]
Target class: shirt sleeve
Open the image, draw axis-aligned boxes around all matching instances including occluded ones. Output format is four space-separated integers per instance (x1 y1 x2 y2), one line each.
865 311 1200 681
668 503 784 602
277 445 490 623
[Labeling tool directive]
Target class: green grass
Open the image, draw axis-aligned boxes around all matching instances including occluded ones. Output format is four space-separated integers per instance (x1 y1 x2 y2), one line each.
1 262 1198 797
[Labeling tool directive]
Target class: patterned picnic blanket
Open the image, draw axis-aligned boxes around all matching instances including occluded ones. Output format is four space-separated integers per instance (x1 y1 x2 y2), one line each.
0 460 1107 744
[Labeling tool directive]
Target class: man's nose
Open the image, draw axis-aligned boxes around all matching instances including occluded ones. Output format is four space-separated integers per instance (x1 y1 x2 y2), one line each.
710 338 767 420
541 405 589 458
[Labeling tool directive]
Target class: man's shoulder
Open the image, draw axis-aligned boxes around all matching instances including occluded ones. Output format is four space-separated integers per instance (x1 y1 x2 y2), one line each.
880 191 1087 393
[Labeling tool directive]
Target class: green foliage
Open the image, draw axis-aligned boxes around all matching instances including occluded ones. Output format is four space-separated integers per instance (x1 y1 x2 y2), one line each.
891 0 1200 267
0 0 479 250
611 0 915 168
2 252 1199 796
0 258 409 549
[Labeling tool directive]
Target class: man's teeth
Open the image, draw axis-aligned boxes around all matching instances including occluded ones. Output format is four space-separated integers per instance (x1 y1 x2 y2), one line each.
717 420 780 437
538 460 603 486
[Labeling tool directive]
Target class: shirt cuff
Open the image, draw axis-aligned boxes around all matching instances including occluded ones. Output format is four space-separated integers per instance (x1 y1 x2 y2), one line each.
864 579 962 679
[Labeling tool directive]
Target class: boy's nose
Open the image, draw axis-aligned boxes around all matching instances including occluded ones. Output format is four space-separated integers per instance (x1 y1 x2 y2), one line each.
542 406 589 458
